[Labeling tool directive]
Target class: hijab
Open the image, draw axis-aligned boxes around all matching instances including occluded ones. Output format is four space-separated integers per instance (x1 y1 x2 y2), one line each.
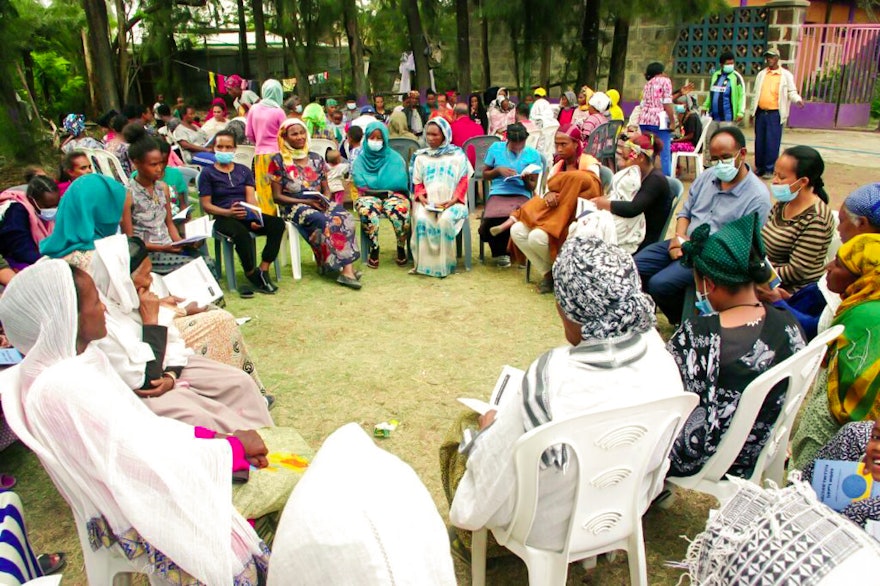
352 122 409 193
0 260 265 585
844 183 880 228
606 89 625 122
556 123 584 161
302 103 327 136
562 91 577 110
417 118 457 158
277 118 311 167
63 113 86 137
578 86 594 111
205 98 228 121
261 79 283 109
39 174 126 258
388 110 418 141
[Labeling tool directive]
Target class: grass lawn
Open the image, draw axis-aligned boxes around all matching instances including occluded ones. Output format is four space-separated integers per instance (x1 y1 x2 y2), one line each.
7 213 717 585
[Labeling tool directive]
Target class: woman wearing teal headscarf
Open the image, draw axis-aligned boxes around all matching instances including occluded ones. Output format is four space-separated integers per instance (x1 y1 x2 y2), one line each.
247 79 287 214
39 174 126 264
352 121 412 268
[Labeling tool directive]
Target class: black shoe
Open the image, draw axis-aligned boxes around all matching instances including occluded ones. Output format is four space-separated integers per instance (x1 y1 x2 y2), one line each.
238 287 255 299
246 270 276 294
264 394 276 410
260 269 278 292
538 277 554 294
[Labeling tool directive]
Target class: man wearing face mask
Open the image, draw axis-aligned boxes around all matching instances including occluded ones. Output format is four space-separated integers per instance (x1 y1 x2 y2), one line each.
634 126 771 322
750 47 804 179
0 176 60 270
702 52 746 150
343 95 359 124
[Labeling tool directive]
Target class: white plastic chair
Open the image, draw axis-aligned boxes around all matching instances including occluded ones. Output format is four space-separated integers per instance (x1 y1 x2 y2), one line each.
671 115 712 178
827 210 842 264
309 138 337 160
233 145 255 168
81 148 129 187
666 324 844 504
469 394 698 586
283 220 304 280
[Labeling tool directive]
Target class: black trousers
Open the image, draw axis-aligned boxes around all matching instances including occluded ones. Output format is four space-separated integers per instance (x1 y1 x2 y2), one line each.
213 214 285 274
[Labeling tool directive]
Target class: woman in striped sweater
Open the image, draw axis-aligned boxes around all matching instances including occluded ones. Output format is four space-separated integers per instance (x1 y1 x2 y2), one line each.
761 145 835 293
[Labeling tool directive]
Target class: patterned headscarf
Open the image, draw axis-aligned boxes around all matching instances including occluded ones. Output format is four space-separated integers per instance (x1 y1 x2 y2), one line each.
556 123 583 160
418 118 457 158
844 183 880 227
681 212 768 286
277 118 311 167
225 74 247 90
836 233 880 315
63 114 86 137
261 79 283 109
552 235 655 342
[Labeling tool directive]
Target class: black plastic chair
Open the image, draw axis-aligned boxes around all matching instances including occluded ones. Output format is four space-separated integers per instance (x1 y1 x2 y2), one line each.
585 121 623 171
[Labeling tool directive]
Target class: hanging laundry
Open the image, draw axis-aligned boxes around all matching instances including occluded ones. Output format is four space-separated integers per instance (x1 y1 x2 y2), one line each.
209 72 217 95
217 74 227 94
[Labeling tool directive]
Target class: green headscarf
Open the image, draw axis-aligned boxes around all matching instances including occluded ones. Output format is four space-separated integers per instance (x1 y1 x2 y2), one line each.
302 103 327 136
40 174 126 258
681 212 769 286
261 79 283 109
351 121 410 193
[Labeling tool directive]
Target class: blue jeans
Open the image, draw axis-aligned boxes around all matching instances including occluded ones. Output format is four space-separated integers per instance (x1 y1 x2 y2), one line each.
639 125 672 176
754 109 782 176
634 240 694 322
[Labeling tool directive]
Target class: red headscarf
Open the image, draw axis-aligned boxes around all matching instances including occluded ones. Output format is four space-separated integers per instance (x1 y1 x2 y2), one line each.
204 98 228 121
555 123 583 162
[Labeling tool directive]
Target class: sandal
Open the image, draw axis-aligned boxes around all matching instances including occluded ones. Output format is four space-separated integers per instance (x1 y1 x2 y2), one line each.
408 268 418 275
0 474 15 491
395 256 408 267
37 552 66 575
367 257 379 269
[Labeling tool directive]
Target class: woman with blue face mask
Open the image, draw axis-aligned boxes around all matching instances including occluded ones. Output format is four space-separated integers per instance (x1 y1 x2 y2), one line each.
666 212 806 479
759 145 835 294
0 175 59 271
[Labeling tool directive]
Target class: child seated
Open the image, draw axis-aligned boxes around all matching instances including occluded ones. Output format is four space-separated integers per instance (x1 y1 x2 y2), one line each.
325 150 351 205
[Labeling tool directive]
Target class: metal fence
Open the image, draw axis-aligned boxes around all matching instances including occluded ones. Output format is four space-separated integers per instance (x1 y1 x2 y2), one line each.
794 24 880 105
674 8 769 77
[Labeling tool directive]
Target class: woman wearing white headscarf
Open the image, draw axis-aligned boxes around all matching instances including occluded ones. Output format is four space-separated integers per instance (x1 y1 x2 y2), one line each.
442 236 686 553
0 260 270 584
487 88 516 137
88 234 273 433
409 118 473 278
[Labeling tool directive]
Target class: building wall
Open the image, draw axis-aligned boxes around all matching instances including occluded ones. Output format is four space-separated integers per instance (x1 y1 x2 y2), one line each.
729 0 874 23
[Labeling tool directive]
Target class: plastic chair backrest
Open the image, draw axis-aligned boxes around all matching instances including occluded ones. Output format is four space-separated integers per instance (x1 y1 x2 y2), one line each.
83 149 129 187
388 138 420 167
669 325 843 496
599 165 613 193
310 138 337 160
693 115 714 154
827 210 842 264
585 121 624 161
462 135 501 179
525 132 541 150
658 177 684 242
495 394 698 557
233 145 255 168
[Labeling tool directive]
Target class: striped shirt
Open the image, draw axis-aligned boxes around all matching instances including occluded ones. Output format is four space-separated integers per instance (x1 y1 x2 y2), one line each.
761 200 835 292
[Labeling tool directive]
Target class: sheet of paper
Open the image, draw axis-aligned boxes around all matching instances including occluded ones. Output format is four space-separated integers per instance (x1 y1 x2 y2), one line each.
810 459 880 511
161 257 223 308
235 317 252 326
173 206 192 221
425 203 444 213
520 163 542 176
173 235 207 247
456 365 525 414
457 398 493 415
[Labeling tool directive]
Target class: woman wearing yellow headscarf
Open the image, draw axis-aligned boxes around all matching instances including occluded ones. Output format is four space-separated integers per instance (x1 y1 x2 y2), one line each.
267 118 362 289
791 233 880 469
606 89 625 122
570 85 594 128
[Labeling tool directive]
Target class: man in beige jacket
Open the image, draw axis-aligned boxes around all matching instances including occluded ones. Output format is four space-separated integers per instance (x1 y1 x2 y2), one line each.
750 47 804 178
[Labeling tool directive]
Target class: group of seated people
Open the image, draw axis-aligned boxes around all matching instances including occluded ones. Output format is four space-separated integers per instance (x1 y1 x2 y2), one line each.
4 77 880 580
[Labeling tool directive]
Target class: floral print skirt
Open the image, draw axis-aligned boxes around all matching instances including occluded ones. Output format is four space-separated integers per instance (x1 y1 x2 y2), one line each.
282 203 360 271
354 194 411 251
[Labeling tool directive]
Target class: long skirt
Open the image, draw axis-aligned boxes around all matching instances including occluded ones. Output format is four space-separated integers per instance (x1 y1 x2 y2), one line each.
282 203 360 272
439 412 510 559
142 355 273 434
0 492 42 585
253 153 280 215
354 194 411 251
173 309 265 392
790 370 842 471
411 202 468 278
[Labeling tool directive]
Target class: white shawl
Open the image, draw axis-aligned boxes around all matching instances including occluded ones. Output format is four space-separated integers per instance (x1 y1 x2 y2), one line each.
0 260 263 585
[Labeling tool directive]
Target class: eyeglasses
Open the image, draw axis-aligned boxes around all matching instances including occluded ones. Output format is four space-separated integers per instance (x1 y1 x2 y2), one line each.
706 156 737 167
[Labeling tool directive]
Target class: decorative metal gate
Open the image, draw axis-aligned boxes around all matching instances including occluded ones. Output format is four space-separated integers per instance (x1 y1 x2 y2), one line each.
674 8 769 77
794 24 880 113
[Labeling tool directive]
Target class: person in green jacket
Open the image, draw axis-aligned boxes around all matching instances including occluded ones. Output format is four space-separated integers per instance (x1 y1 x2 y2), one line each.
702 51 746 148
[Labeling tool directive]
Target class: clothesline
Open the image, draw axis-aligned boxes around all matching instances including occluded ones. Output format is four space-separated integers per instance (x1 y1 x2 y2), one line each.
171 59 331 95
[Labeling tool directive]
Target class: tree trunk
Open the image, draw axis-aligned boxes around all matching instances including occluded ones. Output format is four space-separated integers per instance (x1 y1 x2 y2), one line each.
81 30 100 115
480 1 491 89
455 0 472 94
81 0 121 112
236 0 251 78
511 31 521 96
578 0 601 88
252 0 269 81
539 37 551 89
114 0 130 102
403 0 430 94
607 15 629 94
342 0 369 100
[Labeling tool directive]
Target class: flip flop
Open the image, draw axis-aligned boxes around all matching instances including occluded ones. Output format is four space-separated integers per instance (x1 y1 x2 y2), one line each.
37 552 66 575
0 474 15 490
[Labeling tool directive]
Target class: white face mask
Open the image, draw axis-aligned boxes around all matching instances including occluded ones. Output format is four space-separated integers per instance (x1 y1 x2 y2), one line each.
346 103 357 110
366 139 383 152
38 208 58 222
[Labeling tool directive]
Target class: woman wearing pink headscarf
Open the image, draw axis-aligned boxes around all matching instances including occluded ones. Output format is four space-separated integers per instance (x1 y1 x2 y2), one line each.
225 74 261 117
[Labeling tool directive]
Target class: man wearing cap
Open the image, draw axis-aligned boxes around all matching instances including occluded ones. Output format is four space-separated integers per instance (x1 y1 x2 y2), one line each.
350 105 379 131
529 87 560 161
750 47 804 179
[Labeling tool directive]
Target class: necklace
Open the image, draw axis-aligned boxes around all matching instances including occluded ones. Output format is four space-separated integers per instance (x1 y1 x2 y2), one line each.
721 302 762 312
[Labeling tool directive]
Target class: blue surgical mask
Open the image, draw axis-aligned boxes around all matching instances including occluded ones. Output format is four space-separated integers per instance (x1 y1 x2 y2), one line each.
695 279 716 316
712 156 740 182
38 207 57 222
674 105 685 114
215 151 235 165
722 64 735 74
770 181 800 203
